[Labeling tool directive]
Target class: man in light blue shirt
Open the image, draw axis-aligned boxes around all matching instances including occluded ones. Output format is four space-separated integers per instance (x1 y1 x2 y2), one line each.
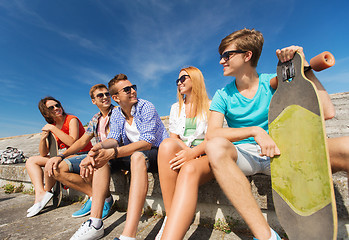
70 73 168 240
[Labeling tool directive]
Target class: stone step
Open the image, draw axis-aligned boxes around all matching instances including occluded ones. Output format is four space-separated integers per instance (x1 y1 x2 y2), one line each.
0 163 349 238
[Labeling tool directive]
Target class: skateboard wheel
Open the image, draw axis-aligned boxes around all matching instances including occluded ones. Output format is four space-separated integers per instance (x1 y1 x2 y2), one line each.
310 51 335 71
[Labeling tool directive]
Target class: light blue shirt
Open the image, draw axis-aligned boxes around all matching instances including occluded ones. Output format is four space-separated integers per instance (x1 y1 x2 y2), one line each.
210 73 276 145
108 98 169 147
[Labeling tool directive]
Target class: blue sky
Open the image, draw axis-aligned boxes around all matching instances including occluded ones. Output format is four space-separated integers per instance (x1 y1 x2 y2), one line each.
0 0 348 138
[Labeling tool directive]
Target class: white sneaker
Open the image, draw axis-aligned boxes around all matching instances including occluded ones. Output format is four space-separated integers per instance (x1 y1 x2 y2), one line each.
27 192 53 217
155 216 167 240
27 203 39 213
70 219 104 240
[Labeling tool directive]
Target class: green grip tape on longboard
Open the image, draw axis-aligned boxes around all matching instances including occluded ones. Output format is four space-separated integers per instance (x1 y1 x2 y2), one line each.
270 105 331 216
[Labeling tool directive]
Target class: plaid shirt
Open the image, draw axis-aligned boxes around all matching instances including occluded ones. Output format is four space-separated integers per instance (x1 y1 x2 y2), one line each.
108 98 168 147
85 104 116 143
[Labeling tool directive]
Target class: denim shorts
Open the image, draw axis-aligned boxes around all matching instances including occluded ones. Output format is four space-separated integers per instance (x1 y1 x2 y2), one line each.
64 153 88 174
235 143 270 176
109 147 158 173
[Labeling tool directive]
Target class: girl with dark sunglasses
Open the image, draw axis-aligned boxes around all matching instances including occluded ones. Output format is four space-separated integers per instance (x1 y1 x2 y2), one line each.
157 66 212 239
25 96 92 217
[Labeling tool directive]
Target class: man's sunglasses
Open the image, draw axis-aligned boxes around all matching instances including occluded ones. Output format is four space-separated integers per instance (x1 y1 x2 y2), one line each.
220 50 247 62
176 75 189 86
47 103 61 111
116 85 137 95
95 92 110 99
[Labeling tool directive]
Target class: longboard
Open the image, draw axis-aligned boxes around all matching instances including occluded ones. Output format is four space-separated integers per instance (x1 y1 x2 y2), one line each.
268 52 337 239
48 132 62 208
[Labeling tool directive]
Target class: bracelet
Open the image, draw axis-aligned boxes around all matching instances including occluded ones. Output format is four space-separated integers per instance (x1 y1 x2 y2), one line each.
58 154 66 160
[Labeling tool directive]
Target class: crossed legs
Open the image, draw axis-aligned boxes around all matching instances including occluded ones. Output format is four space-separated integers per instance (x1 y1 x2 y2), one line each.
158 138 214 240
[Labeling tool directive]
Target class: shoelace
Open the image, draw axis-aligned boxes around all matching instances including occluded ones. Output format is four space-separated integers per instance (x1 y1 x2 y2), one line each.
75 220 93 236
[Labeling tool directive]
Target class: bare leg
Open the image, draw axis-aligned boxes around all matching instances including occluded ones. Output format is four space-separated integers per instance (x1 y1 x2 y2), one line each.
161 156 214 240
44 170 57 192
121 152 149 238
90 164 111 219
158 138 184 215
205 137 271 240
52 161 92 196
26 155 50 203
328 136 349 198
328 136 349 173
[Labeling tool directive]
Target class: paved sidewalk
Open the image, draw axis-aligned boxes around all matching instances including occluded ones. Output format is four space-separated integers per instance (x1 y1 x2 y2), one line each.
0 189 254 240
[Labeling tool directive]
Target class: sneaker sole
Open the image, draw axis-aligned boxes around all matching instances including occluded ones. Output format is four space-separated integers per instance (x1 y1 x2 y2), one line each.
71 211 91 218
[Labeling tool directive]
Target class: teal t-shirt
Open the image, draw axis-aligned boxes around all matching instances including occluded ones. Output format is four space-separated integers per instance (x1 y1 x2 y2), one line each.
210 73 276 145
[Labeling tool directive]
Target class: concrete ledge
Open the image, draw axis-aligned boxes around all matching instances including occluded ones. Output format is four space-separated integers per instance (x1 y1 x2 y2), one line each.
1 163 348 237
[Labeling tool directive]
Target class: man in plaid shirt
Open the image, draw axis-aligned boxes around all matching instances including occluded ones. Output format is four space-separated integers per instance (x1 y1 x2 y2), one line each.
71 74 168 240
45 84 115 219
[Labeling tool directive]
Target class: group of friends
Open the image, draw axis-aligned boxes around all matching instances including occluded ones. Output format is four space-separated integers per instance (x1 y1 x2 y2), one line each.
24 28 349 240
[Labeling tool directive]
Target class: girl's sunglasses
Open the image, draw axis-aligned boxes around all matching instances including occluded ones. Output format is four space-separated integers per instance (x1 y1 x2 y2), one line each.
95 92 110 99
116 84 137 95
47 103 61 111
176 75 189 86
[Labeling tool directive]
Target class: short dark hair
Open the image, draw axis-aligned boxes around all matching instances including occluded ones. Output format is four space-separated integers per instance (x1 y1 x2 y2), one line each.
89 84 108 99
108 74 128 95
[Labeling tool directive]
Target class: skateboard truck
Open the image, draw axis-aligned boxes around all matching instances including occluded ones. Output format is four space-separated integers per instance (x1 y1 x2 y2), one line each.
280 50 335 83
280 60 295 82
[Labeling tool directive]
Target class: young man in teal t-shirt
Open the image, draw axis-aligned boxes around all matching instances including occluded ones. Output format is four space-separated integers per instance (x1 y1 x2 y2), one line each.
205 28 335 240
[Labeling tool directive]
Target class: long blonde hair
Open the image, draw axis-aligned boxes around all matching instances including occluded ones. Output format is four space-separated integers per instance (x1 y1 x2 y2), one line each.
177 66 210 120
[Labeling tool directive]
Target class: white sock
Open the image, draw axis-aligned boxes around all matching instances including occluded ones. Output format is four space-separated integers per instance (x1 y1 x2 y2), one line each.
119 235 136 240
89 217 102 229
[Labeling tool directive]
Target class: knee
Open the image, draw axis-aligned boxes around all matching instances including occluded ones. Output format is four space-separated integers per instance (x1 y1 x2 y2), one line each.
178 162 200 181
25 156 38 168
206 137 236 168
329 137 349 173
52 162 69 180
130 152 147 171
159 138 180 155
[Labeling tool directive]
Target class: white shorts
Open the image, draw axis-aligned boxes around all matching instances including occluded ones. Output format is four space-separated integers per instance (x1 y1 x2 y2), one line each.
235 143 270 176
